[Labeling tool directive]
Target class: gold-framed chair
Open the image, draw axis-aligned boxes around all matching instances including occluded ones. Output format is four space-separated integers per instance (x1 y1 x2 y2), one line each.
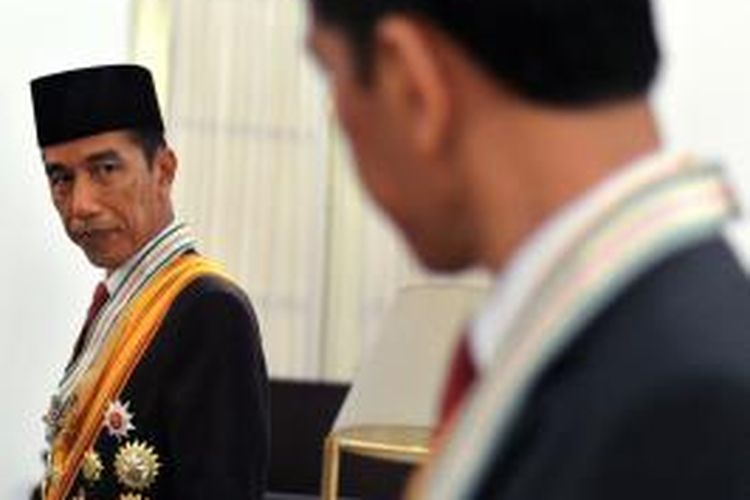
320 283 488 499
322 424 431 500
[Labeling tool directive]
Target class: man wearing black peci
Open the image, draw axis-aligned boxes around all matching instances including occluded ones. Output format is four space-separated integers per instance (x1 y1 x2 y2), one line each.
31 64 269 499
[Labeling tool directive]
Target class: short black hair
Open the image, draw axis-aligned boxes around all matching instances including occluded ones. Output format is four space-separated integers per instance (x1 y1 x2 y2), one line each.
128 128 166 166
309 0 660 106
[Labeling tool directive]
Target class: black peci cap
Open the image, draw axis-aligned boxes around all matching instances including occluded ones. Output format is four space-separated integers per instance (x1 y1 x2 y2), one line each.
30 64 164 147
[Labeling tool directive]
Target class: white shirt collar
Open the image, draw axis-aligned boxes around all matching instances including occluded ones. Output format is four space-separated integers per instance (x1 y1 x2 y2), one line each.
468 150 685 371
104 219 179 295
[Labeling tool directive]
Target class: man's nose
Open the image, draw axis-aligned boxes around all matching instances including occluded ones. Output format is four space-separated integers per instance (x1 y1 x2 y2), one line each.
69 176 102 220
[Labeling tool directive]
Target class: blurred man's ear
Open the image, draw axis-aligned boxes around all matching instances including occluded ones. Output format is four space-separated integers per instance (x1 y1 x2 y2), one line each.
375 17 452 157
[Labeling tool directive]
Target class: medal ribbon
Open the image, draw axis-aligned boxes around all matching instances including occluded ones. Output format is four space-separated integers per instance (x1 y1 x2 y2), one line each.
59 223 196 401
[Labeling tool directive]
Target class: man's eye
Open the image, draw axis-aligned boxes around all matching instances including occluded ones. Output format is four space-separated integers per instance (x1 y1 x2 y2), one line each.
94 161 120 176
49 170 73 187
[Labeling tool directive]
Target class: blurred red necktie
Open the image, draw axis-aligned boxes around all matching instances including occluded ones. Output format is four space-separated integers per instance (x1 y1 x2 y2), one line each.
436 332 477 436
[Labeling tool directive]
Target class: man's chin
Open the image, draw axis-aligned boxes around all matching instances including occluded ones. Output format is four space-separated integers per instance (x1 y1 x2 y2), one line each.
401 226 476 273
412 244 474 273
82 249 123 271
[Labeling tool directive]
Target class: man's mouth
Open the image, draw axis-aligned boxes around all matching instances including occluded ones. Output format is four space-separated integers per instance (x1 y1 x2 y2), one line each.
74 227 117 245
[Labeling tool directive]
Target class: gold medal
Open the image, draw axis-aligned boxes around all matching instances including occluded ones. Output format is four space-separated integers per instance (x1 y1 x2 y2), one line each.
114 440 161 491
70 486 86 500
119 494 149 500
44 462 60 484
81 449 104 483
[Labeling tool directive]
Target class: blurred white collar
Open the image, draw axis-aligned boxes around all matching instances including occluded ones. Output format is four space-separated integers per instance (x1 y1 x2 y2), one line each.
469 150 687 371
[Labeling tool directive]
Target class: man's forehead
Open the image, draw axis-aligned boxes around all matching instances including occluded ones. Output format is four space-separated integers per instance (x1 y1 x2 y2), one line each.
43 130 132 163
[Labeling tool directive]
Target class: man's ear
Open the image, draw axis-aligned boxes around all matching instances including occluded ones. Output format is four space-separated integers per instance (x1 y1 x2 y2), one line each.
375 17 452 157
154 147 177 188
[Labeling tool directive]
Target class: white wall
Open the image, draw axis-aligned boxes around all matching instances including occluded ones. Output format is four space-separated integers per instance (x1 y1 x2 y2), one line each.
0 0 131 497
654 1 750 262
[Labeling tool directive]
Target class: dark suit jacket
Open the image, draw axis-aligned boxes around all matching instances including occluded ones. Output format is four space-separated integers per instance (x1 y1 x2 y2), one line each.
65 274 269 499
477 238 750 499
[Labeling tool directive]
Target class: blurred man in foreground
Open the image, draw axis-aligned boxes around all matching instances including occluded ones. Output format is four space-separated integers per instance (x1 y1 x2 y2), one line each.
305 1 750 498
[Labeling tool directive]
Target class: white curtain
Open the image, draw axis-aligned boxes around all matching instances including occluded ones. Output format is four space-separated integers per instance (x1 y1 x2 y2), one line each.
133 0 487 380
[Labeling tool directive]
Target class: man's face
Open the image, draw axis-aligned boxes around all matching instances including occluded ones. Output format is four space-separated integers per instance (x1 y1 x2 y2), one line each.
42 130 175 270
308 20 476 271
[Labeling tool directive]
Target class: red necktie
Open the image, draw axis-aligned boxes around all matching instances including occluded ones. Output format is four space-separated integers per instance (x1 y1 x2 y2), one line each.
66 282 109 369
436 332 477 435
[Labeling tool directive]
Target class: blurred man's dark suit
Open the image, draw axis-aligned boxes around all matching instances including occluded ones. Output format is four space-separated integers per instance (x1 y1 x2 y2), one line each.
478 237 750 499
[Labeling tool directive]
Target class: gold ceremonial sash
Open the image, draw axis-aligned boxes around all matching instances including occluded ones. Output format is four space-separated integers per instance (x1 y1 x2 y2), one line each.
45 254 227 500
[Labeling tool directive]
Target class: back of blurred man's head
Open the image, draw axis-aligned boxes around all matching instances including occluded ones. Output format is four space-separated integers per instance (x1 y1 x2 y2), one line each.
309 0 660 106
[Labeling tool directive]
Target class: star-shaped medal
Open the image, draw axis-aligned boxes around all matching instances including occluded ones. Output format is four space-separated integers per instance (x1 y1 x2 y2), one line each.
103 399 136 440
